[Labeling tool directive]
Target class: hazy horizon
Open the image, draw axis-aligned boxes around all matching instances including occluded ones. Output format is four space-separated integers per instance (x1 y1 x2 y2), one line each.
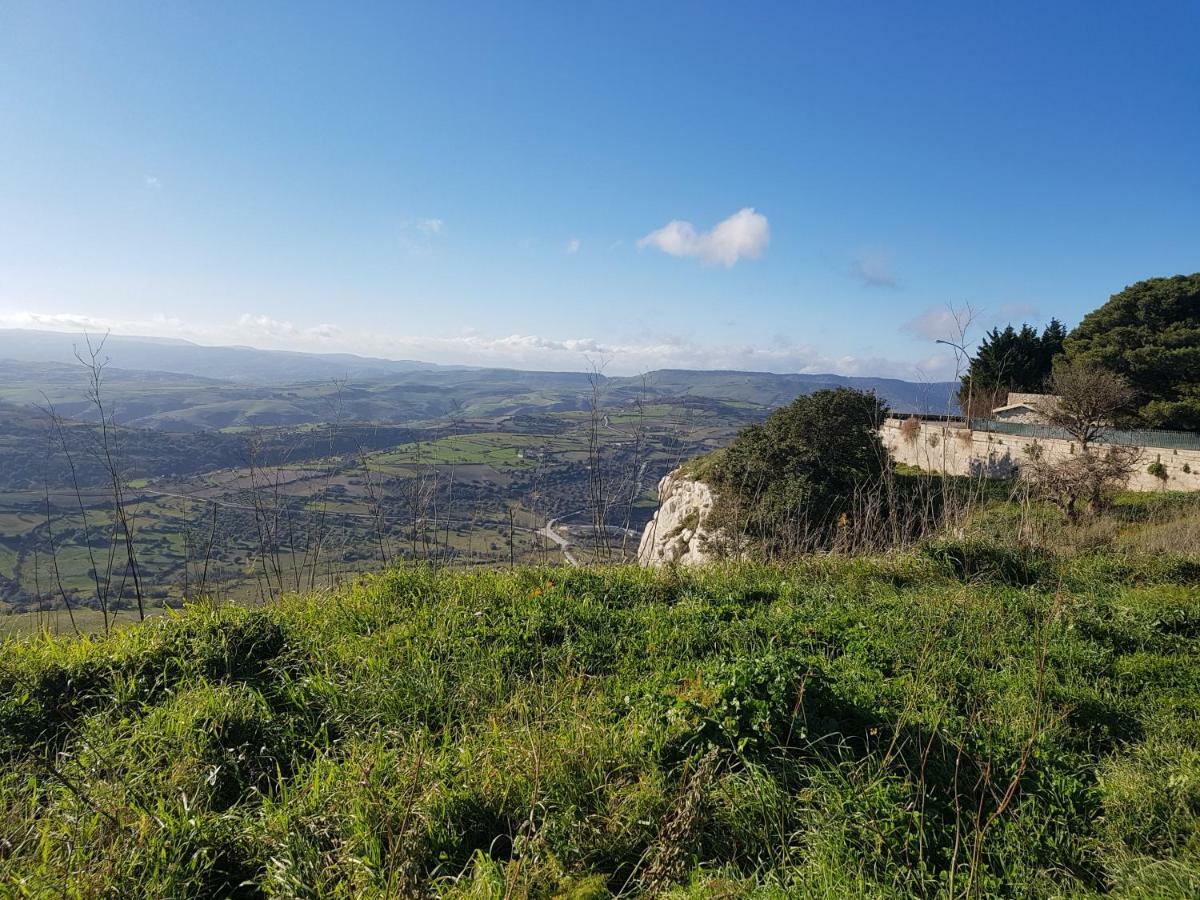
0 323 970 382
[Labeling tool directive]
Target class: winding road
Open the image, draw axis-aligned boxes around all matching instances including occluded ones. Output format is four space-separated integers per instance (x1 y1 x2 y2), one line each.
538 514 580 566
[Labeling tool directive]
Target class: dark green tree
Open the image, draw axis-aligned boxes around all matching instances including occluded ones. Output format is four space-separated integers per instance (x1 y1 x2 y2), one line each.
709 388 888 554
1037 318 1067 372
1063 274 1200 429
957 319 1065 417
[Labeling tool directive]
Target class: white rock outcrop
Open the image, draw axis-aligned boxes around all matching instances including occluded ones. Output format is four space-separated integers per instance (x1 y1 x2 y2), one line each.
637 471 719 567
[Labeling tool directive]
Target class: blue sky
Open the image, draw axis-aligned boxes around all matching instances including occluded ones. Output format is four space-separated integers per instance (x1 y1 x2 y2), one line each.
1 2 1196 378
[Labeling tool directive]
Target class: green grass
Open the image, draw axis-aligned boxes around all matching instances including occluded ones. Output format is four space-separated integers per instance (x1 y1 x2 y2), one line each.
2 550 1199 897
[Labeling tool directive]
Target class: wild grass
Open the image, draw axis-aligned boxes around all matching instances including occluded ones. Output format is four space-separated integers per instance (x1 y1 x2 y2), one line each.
2 549 1198 897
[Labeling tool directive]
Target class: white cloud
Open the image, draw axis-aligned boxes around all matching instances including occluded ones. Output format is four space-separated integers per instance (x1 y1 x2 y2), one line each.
413 218 443 235
0 311 113 331
307 323 342 340
144 175 161 190
565 238 580 254
236 314 340 342
850 252 897 288
638 207 769 267
237 314 297 338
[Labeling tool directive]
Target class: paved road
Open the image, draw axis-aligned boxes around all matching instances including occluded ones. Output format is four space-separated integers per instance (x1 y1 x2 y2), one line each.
539 515 579 566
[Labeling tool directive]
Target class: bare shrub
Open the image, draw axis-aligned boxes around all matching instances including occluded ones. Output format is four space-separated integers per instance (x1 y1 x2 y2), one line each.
1037 360 1135 449
1021 444 1142 522
900 416 921 443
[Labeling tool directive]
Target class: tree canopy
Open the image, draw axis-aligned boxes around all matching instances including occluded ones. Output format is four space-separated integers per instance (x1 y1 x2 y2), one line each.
1063 274 1200 429
957 319 1066 417
709 388 888 554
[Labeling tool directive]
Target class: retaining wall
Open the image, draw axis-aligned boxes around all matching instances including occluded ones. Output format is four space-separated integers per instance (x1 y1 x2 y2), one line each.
881 419 1200 492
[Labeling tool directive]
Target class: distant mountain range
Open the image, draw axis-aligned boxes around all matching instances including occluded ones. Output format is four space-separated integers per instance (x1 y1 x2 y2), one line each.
0 329 439 383
0 328 960 428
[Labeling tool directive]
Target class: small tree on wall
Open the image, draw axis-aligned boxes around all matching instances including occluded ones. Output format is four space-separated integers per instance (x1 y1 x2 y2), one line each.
1036 359 1135 451
1023 360 1140 519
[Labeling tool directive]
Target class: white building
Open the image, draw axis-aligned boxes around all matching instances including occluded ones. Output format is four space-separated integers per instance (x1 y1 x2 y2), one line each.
990 392 1060 425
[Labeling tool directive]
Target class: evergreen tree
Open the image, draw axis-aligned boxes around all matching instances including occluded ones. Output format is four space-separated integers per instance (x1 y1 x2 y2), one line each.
1063 274 1200 429
957 319 1065 417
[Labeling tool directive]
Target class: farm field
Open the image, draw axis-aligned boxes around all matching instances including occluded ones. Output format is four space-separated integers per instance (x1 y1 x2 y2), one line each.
0 397 753 633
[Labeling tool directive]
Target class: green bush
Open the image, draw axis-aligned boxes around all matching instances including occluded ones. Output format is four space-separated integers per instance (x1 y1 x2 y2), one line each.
707 388 889 555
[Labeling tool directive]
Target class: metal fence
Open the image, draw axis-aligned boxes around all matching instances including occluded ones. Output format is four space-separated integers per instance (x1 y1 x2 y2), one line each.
967 419 1200 451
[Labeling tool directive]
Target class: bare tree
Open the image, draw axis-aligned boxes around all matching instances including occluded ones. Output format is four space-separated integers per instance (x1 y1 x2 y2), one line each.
1017 363 1140 520
584 357 612 560
1021 441 1142 522
75 333 146 621
1037 359 1135 451
933 302 979 418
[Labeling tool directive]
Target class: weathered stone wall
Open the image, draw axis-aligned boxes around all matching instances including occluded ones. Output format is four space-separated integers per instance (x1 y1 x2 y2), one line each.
882 418 1200 492
993 408 1048 426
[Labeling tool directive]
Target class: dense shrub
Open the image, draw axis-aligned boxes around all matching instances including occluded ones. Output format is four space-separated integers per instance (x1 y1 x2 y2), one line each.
706 388 889 555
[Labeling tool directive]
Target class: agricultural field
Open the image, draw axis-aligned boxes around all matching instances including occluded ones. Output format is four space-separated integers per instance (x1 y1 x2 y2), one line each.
0 398 754 633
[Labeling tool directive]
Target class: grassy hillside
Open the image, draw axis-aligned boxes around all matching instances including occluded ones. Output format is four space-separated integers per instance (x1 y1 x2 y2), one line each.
2 552 1198 897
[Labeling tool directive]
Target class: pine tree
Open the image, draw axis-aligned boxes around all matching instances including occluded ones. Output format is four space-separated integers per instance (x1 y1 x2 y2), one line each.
957 320 1064 417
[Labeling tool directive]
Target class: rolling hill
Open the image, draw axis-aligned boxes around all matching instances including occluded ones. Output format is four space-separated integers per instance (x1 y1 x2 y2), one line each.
0 329 959 429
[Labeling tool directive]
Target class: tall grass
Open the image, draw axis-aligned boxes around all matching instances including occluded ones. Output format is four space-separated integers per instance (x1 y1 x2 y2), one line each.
2 551 1198 897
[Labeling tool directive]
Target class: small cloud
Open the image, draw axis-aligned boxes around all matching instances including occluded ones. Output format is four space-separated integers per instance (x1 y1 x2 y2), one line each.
850 252 897 288
902 307 962 341
565 238 581 255
0 311 112 331
306 323 341 340
638 207 769 268
144 175 161 190
236 314 341 342
608 239 624 251
414 218 444 235
237 314 297 338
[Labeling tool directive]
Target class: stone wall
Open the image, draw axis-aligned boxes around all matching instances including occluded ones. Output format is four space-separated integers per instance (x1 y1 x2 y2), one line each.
993 408 1048 426
882 418 1200 492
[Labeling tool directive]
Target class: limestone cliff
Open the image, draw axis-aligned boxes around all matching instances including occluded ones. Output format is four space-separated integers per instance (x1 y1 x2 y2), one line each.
637 470 719 567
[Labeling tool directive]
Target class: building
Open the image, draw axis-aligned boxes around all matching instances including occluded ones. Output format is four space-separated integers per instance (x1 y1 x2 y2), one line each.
990 392 1060 425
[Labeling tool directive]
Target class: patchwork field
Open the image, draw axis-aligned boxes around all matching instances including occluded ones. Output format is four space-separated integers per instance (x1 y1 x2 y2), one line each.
0 398 753 631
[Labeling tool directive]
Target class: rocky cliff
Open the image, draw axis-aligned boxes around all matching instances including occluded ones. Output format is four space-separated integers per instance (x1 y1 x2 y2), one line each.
637 470 719 567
